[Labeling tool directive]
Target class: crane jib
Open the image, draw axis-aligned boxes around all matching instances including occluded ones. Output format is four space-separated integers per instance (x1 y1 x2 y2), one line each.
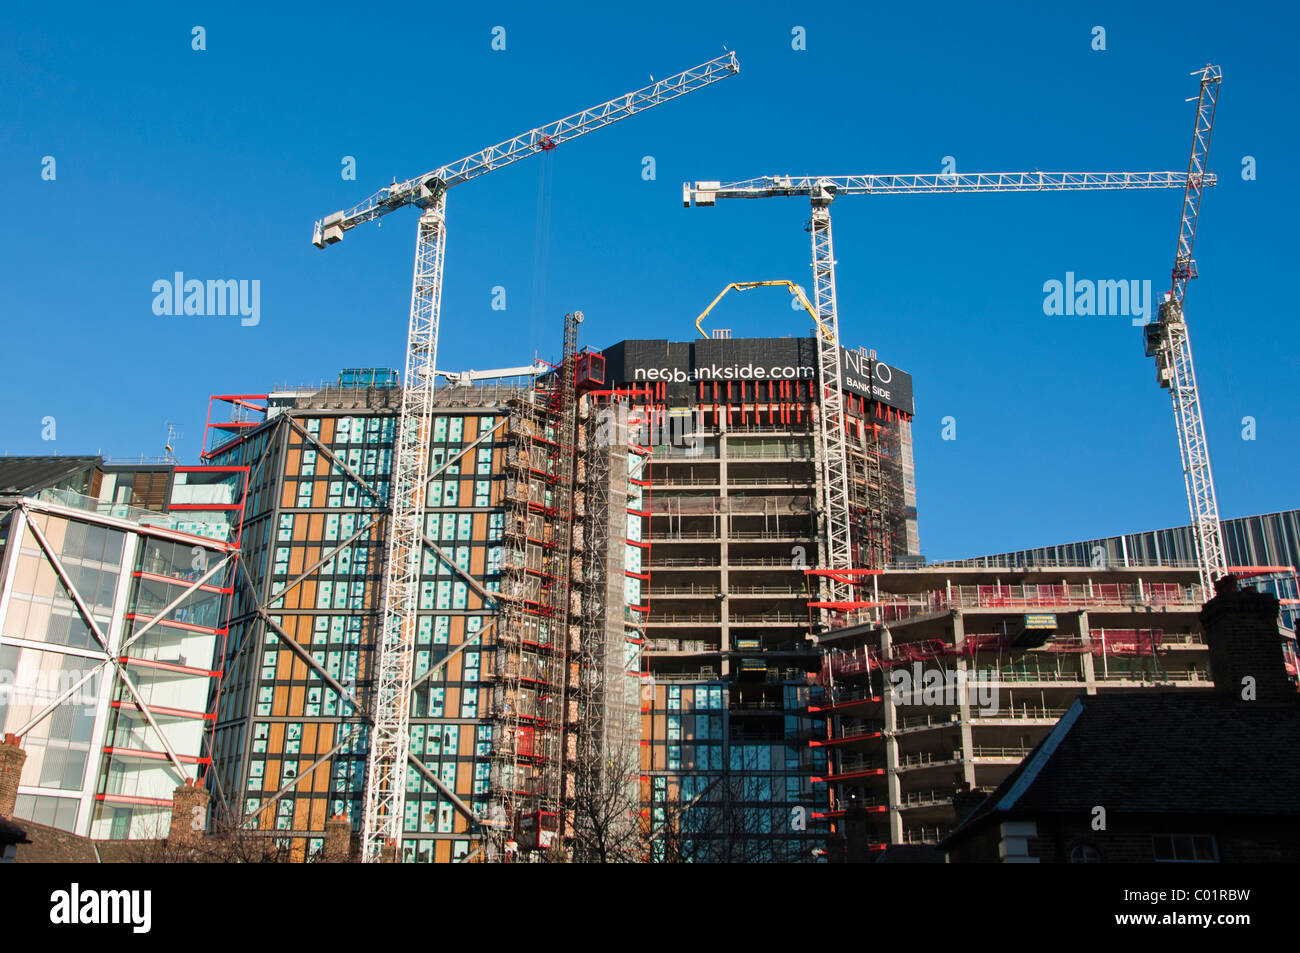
312 51 739 247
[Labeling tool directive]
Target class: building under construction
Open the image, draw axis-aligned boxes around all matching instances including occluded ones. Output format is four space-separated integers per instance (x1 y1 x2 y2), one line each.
589 336 916 860
185 324 919 861
811 555 1299 858
970 509 1300 631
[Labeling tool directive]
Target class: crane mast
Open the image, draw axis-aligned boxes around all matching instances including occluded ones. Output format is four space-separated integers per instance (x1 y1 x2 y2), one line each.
315 52 739 863
808 184 853 608
1144 65 1225 596
685 167 1213 618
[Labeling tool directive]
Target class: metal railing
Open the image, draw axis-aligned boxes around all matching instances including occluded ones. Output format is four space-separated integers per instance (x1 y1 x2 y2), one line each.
648 584 803 596
833 756 882 774
650 556 798 568
971 745 1033 759
897 789 954 809
971 706 1067 721
927 555 1202 570
901 826 950 844
896 750 962 769
894 713 961 732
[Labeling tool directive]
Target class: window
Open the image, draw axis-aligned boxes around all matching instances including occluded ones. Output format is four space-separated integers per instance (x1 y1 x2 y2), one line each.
1069 843 1102 863
1153 834 1218 862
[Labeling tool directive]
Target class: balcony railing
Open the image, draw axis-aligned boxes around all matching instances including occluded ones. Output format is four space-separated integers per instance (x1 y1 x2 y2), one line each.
836 581 1209 630
896 750 963 769
971 745 1033 759
648 584 801 596
832 756 883 774
897 789 955 809
650 556 797 568
929 555 1202 570
894 713 960 732
901 826 950 844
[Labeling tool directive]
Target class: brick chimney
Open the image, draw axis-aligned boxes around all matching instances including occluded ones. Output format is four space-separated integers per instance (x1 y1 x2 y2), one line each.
168 778 210 849
842 798 871 863
0 734 26 819
1200 575 1296 706
952 781 987 824
324 814 353 863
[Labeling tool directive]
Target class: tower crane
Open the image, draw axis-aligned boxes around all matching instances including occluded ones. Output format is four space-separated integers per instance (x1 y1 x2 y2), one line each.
313 52 739 863
1144 65 1225 595
684 168 1215 615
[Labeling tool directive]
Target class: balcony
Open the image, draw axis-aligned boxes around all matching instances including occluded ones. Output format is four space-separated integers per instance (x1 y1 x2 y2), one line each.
971 745 1033 760
901 826 951 845
729 612 807 626
895 750 963 772
896 789 955 810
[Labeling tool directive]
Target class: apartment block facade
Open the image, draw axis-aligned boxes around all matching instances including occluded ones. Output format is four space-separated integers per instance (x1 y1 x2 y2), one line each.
202 365 649 862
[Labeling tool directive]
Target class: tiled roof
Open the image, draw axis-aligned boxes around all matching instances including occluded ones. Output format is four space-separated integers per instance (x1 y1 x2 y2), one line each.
0 456 101 496
944 692 1300 846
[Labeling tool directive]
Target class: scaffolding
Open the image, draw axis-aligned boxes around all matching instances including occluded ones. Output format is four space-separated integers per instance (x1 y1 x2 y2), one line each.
489 314 582 855
570 383 653 856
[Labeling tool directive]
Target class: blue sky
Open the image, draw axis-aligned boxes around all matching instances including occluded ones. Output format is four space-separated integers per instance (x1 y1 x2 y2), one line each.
2 1 1296 561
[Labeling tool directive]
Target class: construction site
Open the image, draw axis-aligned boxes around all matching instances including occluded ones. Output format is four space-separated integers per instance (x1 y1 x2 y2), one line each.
2 52 1298 868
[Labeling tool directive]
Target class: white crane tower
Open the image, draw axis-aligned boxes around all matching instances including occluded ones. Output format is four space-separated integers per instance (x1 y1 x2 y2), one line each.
1145 65 1226 595
313 52 739 862
684 168 1215 616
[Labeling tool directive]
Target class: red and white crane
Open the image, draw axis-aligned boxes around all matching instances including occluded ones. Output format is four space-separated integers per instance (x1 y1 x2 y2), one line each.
313 52 739 862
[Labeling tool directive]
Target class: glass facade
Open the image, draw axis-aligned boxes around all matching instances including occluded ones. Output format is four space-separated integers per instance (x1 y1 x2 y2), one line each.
0 491 232 839
644 679 825 862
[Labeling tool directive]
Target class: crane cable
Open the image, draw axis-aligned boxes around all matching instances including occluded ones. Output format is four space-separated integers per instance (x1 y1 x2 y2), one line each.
530 148 556 360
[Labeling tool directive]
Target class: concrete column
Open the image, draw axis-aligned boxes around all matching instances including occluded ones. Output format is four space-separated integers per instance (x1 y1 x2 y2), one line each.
0 734 27 819
953 612 976 788
1079 610 1097 695
880 627 904 844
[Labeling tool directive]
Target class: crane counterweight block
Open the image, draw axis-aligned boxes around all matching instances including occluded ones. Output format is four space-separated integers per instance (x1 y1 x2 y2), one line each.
313 211 346 248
